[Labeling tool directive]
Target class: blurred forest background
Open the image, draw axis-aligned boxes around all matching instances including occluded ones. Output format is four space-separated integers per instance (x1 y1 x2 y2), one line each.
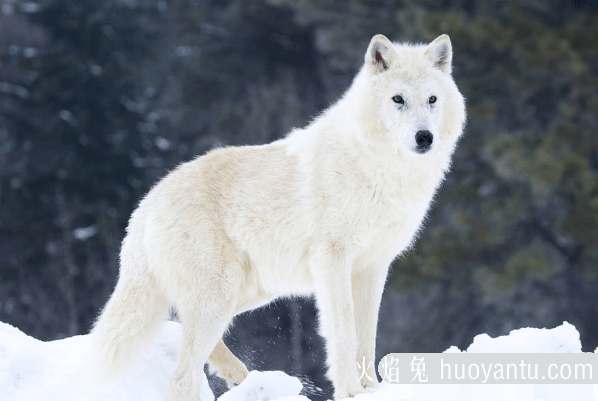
1 0 597 398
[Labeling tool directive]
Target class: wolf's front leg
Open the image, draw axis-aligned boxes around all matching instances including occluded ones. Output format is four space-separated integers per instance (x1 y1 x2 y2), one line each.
310 246 367 399
352 265 389 389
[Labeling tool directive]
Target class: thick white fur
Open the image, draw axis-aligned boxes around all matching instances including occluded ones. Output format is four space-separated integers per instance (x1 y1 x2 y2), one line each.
91 34 466 400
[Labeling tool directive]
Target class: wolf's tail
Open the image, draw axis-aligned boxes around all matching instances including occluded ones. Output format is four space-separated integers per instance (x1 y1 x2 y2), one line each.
91 235 169 382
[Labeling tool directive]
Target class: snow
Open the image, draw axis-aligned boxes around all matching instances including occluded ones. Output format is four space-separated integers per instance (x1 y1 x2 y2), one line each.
0 320 596 401
457 321 582 353
218 371 304 401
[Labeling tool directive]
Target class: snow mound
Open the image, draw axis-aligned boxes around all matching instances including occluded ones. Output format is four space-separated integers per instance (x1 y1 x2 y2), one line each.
0 321 213 401
218 370 304 401
444 321 582 353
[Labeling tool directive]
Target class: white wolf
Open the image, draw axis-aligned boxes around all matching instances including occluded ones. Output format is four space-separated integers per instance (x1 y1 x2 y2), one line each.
92 34 466 400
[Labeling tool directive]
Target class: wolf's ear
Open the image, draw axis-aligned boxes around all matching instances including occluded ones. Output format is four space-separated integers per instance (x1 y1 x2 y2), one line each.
425 34 452 74
365 34 395 74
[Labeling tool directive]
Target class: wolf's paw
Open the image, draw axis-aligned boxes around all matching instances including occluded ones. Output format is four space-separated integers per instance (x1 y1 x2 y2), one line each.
358 365 379 389
219 362 249 388
333 381 367 399
361 376 380 389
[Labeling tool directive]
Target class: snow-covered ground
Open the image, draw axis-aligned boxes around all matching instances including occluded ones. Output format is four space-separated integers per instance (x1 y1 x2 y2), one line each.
1 320 596 401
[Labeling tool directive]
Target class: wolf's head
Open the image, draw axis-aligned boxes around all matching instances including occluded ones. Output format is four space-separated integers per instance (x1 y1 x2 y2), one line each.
359 34 466 158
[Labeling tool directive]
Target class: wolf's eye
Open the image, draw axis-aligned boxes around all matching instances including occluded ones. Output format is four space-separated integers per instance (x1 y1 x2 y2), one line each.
392 95 404 105
429 95 437 104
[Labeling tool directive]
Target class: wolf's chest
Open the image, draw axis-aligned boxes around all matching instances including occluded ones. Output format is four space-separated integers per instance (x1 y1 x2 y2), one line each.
354 171 440 258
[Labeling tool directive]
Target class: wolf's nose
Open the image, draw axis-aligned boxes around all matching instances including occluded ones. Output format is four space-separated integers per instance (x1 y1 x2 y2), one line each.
415 130 433 151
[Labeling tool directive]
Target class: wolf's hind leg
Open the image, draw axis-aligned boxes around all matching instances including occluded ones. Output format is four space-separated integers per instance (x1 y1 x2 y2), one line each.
168 307 232 401
207 339 249 388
